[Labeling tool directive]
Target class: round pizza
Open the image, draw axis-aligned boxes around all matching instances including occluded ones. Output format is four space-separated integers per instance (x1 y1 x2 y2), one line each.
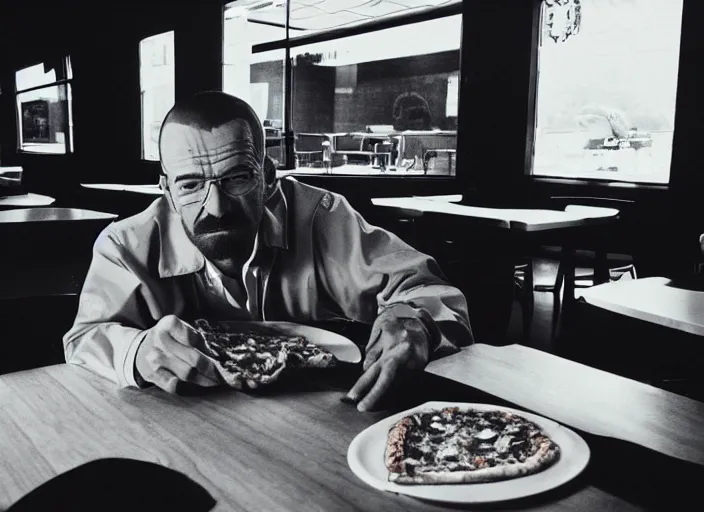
194 319 337 390
385 407 560 484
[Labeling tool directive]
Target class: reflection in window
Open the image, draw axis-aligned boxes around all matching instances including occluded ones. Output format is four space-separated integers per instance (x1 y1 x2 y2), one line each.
15 58 74 155
223 0 462 177
140 31 175 161
531 0 684 184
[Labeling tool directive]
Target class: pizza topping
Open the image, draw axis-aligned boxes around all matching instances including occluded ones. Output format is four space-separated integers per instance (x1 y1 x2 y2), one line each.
386 408 561 485
474 428 497 441
194 319 338 390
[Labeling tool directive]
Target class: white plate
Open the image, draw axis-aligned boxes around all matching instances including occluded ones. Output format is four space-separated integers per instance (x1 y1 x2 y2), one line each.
347 401 590 504
209 321 362 364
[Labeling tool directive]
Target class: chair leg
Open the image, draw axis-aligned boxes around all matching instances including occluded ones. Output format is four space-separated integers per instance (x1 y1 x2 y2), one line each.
594 251 610 285
521 259 535 341
551 259 565 342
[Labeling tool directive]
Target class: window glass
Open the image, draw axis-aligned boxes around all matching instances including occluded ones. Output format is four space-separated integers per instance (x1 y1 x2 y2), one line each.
140 31 175 161
16 63 57 92
15 58 73 154
223 0 462 176
531 0 684 184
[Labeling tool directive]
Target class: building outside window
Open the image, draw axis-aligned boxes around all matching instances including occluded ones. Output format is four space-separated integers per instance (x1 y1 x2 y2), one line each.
140 31 175 161
530 0 684 185
15 57 74 154
223 0 462 177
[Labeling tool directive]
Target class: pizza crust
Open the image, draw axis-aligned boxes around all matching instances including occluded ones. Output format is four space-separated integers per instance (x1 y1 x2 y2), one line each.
386 417 413 473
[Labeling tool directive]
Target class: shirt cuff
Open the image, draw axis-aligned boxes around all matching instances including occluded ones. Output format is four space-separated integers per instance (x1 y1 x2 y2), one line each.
121 330 149 388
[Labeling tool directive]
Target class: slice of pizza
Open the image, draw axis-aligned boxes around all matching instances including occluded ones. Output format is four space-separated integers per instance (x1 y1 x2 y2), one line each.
386 407 560 485
194 319 337 390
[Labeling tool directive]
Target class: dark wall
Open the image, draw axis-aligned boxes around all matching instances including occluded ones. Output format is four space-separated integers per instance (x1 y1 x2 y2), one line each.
251 61 284 122
293 63 335 133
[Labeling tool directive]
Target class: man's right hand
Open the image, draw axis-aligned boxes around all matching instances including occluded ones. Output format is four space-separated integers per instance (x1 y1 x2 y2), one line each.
135 315 222 393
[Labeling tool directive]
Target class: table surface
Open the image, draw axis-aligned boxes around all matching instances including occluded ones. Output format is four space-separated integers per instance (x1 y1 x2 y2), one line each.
0 193 55 207
372 197 618 231
427 344 704 467
81 183 163 195
0 207 117 224
578 276 704 336
3 342 704 510
0 363 639 512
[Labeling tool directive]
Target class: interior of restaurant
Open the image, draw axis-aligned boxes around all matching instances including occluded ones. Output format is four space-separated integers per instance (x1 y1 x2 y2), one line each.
4 1 704 510
1 0 704 391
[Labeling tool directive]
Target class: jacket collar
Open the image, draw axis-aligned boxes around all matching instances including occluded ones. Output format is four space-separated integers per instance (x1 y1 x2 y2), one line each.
156 180 289 278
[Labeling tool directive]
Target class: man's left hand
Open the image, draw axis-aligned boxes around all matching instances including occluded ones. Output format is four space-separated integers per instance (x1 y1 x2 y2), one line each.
346 315 431 412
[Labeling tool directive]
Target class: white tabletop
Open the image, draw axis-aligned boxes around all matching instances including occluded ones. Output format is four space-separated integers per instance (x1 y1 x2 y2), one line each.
0 207 117 224
0 193 55 207
81 183 163 195
579 277 704 336
412 194 463 202
372 197 618 231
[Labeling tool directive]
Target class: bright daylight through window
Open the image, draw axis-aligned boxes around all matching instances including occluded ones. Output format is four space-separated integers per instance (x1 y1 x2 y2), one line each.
140 31 175 161
15 58 74 154
531 0 684 184
223 0 462 177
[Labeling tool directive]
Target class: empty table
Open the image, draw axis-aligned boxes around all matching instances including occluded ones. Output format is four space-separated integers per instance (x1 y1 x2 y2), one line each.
0 193 55 210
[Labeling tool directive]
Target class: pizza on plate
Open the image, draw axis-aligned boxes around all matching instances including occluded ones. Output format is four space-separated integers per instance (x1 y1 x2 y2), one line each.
385 407 560 484
194 319 337 390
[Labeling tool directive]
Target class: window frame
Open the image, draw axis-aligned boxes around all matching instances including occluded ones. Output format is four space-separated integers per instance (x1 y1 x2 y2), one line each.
224 0 464 178
523 0 684 190
14 57 74 155
139 29 176 162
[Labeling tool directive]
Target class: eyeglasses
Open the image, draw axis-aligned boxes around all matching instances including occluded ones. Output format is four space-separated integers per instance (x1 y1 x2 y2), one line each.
167 170 260 206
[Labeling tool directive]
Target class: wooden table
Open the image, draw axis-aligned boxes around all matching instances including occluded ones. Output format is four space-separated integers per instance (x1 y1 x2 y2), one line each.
578 277 704 336
2 344 703 510
0 193 55 209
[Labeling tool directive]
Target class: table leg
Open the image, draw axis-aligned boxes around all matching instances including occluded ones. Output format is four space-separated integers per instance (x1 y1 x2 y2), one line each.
594 251 610 285
557 243 577 340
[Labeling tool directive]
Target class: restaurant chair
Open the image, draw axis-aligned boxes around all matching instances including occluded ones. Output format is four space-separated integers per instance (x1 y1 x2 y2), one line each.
373 142 395 170
531 197 637 340
422 149 456 175
294 133 328 168
513 261 534 341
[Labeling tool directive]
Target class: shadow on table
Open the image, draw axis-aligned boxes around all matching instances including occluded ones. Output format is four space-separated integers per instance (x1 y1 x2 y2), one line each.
7 458 216 511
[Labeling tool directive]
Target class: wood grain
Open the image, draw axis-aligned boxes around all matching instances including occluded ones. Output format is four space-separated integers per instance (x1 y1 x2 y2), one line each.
427 344 704 466
0 364 644 511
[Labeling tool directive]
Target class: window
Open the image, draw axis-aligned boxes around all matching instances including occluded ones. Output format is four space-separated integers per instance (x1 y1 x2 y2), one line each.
140 31 175 161
15 58 74 154
530 0 684 185
223 0 462 177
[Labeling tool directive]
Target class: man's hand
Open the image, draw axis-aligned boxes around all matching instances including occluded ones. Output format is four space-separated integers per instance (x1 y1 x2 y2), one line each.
135 315 221 393
345 315 431 412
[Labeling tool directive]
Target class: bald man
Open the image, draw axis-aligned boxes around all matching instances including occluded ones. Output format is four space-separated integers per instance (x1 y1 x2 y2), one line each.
63 92 472 411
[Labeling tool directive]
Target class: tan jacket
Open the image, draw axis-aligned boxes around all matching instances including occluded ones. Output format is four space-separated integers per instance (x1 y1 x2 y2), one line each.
63 177 473 387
